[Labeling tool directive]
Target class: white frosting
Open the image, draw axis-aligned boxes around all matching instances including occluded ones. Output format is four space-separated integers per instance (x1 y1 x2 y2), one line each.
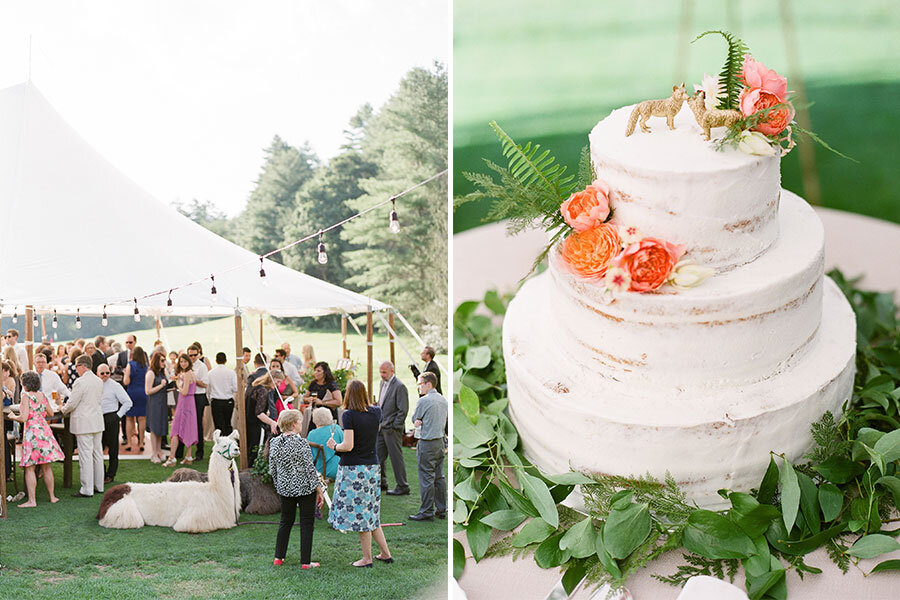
504 273 855 508
590 105 781 271
550 191 824 387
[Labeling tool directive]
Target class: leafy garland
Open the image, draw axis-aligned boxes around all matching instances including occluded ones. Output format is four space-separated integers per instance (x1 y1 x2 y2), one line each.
453 271 900 598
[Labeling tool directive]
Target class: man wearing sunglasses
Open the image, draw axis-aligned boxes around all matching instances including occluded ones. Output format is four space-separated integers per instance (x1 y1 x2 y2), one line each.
98 365 132 483
175 344 209 461
5 329 27 372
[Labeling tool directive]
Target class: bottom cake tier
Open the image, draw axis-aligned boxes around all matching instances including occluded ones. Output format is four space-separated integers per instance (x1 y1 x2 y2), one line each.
503 272 856 509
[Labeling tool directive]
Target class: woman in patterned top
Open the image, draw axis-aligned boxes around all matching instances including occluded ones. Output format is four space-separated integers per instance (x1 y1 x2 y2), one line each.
268 409 325 568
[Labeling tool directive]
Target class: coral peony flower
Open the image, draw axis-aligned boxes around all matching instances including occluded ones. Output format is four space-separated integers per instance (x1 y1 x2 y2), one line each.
560 180 611 232
559 223 621 281
604 266 631 293
613 238 685 292
739 55 794 136
737 130 777 156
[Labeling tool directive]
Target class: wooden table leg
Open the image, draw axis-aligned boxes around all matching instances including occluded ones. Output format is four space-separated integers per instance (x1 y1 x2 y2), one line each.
63 416 73 489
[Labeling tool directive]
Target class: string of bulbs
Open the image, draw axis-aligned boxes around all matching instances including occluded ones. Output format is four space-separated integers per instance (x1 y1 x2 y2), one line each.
0 169 447 329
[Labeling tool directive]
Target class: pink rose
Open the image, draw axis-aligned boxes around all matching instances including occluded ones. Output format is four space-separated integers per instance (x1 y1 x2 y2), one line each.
612 238 685 292
739 55 794 136
560 180 611 232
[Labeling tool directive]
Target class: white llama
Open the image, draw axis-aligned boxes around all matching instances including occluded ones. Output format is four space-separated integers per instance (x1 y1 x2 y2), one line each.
97 430 242 533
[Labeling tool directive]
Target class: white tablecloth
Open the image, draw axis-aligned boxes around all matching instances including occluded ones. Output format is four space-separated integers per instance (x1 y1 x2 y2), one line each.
453 207 900 599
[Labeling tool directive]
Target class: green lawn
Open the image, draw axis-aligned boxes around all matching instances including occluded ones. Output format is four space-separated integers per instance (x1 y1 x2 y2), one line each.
453 0 900 231
1 445 448 600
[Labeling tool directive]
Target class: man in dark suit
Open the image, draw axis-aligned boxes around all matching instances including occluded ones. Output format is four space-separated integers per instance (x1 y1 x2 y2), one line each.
91 335 109 375
377 361 409 495
409 346 441 395
244 353 268 465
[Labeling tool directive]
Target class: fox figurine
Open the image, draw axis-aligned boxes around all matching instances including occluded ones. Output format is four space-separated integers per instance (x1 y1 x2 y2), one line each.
687 90 743 141
624 83 688 136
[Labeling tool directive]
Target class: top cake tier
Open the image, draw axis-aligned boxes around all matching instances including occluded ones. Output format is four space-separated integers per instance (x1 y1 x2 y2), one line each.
590 104 781 271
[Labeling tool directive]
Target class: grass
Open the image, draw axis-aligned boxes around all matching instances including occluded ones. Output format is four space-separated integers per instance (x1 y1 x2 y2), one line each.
453 0 900 231
1 445 448 600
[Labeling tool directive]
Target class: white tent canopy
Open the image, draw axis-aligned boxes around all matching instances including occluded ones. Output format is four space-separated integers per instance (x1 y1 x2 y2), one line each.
0 82 391 318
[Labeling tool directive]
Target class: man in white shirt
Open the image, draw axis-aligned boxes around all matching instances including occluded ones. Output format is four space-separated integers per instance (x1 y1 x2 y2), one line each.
281 342 304 371
97 365 132 483
275 348 302 387
208 352 238 436
5 329 28 372
33 352 68 402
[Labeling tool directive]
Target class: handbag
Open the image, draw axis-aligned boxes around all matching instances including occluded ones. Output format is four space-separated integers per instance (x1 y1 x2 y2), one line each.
402 429 418 448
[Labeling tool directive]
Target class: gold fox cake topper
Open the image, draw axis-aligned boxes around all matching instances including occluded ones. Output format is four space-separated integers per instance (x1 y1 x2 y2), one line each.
686 90 742 141
624 83 687 136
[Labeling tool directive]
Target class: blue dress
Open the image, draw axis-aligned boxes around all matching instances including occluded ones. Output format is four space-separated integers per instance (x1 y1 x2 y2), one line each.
306 424 344 479
125 360 148 417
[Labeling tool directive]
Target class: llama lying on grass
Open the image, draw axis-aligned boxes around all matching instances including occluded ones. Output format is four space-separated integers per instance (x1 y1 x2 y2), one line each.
97 430 241 533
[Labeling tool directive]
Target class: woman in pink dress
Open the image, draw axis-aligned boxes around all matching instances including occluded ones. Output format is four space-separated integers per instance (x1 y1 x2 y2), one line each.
10 371 65 507
163 353 197 467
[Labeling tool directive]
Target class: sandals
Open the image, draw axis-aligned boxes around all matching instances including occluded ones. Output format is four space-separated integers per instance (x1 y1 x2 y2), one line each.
163 458 177 467
181 458 194 465
301 562 320 569
374 555 394 563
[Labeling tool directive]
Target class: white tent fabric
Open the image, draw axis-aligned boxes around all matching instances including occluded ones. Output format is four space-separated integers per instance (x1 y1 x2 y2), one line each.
0 82 390 318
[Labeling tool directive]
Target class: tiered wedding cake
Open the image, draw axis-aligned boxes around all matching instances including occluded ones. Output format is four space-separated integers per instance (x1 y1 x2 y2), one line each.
503 104 856 508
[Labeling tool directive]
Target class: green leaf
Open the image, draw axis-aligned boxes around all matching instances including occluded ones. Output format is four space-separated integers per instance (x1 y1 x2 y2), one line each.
464 345 492 370
604 502 652 559
743 535 773 577
545 471 594 485
466 314 492 337
453 538 466 580
757 455 779 504
489 121 576 201
466 516 492 561
683 510 757 559
796 472 821 535
457 385 480 423
747 569 785 600
729 492 782 538
609 490 635 510
871 559 900 574
595 528 622 579
483 290 506 315
480 509 527 531
535 532 570 568
519 471 559 528
454 471 479 503
511 517 555 547
497 480 539 518
818 483 843 522
562 559 590 595
846 534 900 559
453 404 493 448
814 455 863 484
453 499 468 524
458 457 484 468
779 458 801 532
461 372 493 392
860 443 886 475
874 428 900 463
483 397 509 415
559 517 599 559
766 519 846 555
692 30 750 110
875 475 900 508
481 482 509 513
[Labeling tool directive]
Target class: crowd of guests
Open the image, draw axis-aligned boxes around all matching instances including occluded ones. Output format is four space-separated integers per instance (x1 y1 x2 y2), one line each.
2 329 447 568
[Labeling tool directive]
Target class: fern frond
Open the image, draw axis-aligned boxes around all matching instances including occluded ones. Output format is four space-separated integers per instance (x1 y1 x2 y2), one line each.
693 30 749 110
576 145 594 189
490 121 577 200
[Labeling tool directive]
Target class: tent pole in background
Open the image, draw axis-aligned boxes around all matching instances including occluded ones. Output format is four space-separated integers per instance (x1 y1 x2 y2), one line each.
0 374 6 519
155 317 161 340
341 315 348 359
388 311 395 366
259 315 264 356
25 306 34 369
40 314 46 342
366 308 373 402
234 312 248 470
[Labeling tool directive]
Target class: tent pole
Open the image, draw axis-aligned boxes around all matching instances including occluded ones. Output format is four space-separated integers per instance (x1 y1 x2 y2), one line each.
155 317 161 340
388 311 395 366
259 315 264 356
234 313 248 470
0 376 6 519
40 315 46 342
366 308 373 403
25 306 34 369
341 315 348 359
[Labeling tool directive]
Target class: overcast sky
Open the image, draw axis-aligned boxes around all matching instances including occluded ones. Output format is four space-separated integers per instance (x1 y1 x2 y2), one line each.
0 0 448 216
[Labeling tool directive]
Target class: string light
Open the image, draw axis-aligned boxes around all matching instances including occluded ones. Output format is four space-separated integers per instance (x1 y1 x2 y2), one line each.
389 197 400 234
75 309 82 330
210 275 217 299
33 313 39 328
12 308 17 324
166 290 174 314
101 305 108 327
317 230 328 265
259 257 268 287
52 309 58 329
133 298 141 323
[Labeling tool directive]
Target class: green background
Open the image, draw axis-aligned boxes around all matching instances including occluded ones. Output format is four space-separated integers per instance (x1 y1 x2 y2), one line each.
453 0 900 232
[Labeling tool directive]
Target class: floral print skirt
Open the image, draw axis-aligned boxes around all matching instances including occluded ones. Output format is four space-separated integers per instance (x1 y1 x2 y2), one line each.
327 464 381 532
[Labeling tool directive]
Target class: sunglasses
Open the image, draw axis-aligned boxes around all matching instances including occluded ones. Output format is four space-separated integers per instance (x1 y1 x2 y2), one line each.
99 372 110 376
188 353 198 357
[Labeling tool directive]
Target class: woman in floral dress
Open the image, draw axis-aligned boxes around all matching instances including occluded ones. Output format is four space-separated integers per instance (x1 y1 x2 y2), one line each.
10 371 65 507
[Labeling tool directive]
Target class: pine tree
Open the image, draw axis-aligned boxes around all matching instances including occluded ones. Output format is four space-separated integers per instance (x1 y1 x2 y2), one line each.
341 62 448 343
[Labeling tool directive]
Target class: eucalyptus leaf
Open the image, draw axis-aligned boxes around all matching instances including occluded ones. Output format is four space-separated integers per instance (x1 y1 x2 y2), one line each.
562 558 590 595
511 517 555 547
453 538 466 580
746 569 785 600
457 385 481 423
818 483 843 522
464 345 492 370
454 300 479 326
545 471 595 485
846 534 900 559
559 517 599 559
458 457 484 468
535 532 570 568
683 510 756 559
482 482 509 513
595 528 622 579
604 502 651 559
497 479 539 518
461 372 493 392
729 492 781 538
875 475 900 508
757 455 779 504
484 397 509 415
453 405 493 448
860 443 886 475
453 499 468 523
519 471 559 528
743 535 773 577
779 458 801 532
766 520 846 556
480 509 527 531
609 490 635 510
483 290 507 315
873 428 900 463
813 455 862 484
870 559 900 574
467 314 493 337
454 471 479 503
796 472 820 535
466 515 492 561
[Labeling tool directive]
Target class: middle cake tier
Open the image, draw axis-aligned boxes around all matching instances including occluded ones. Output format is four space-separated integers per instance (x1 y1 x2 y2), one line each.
550 190 823 387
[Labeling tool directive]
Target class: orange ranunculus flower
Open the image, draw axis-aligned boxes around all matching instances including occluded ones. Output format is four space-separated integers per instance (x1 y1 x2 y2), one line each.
560 180 611 232
739 89 795 137
613 237 685 292
559 223 621 281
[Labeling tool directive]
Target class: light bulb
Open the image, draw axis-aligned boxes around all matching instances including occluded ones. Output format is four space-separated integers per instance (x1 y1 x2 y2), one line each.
133 298 141 323
12 310 18 324
259 257 267 285
52 310 58 329
210 275 217 300
33 315 39 328
389 209 400 234
317 241 328 265
75 310 82 329
102 305 108 327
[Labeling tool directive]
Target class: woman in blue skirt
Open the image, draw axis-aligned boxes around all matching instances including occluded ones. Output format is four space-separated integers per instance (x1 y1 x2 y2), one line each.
327 379 394 567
